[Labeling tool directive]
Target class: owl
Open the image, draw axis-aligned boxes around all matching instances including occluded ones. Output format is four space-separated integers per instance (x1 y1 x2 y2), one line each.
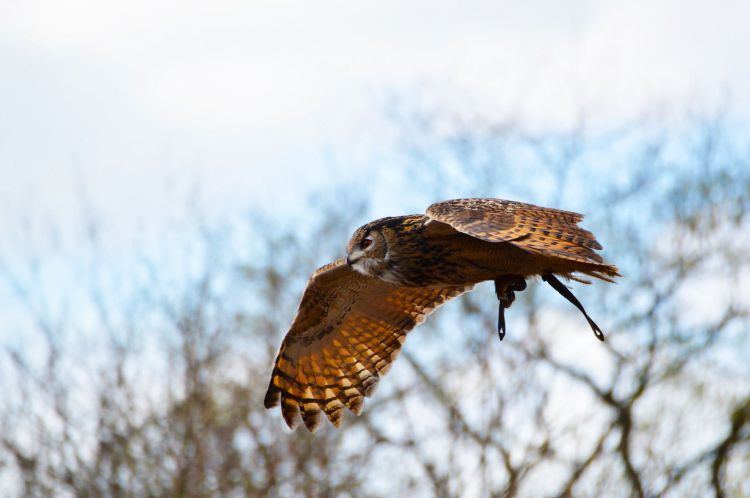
264 198 619 431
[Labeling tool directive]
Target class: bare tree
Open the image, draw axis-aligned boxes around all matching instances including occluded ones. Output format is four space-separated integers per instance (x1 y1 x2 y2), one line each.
1 107 748 497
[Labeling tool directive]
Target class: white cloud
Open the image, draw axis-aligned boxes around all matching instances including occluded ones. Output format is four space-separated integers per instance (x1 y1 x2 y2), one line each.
1 0 749 234
5 0 748 134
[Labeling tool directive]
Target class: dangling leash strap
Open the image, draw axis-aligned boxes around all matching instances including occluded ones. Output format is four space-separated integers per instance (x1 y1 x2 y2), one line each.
497 304 506 341
542 273 605 341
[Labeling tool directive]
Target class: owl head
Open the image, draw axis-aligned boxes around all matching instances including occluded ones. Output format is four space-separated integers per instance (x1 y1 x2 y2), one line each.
345 215 425 283
345 221 390 278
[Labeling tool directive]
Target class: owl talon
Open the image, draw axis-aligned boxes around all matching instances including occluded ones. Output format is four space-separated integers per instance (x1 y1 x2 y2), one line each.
503 289 516 307
511 279 527 292
494 276 526 342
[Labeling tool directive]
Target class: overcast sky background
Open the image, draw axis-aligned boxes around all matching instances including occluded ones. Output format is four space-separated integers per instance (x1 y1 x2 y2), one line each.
1 6 749 491
2 0 750 242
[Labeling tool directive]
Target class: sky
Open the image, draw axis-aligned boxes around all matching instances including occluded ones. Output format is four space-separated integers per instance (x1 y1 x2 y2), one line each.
2 0 750 239
1 4 749 493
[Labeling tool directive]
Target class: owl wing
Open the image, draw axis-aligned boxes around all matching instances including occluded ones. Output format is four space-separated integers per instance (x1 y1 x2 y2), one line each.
427 198 613 272
264 258 471 431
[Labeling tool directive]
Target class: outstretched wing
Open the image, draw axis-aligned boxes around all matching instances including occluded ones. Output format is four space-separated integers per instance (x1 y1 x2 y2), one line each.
427 198 616 276
264 258 471 431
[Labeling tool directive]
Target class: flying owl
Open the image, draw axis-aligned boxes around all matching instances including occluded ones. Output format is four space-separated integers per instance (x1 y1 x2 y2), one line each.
264 198 620 431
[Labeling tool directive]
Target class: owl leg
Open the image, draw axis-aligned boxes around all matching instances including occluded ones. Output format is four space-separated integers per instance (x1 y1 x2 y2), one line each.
542 273 605 341
494 276 527 341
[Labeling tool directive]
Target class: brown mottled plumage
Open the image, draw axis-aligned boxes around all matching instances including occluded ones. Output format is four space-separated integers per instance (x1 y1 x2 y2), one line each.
264 198 620 431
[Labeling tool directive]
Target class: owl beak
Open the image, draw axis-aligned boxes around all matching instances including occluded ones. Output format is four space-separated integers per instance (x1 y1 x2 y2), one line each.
346 251 362 266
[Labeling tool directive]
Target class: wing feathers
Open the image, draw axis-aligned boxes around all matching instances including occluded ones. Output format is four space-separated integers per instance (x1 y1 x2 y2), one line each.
427 198 618 277
264 259 470 431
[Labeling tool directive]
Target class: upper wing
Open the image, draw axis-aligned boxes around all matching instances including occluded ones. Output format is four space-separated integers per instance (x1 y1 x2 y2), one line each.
427 198 610 268
264 258 471 431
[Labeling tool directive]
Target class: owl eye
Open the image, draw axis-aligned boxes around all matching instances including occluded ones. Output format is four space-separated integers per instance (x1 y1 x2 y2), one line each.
360 236 373 250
